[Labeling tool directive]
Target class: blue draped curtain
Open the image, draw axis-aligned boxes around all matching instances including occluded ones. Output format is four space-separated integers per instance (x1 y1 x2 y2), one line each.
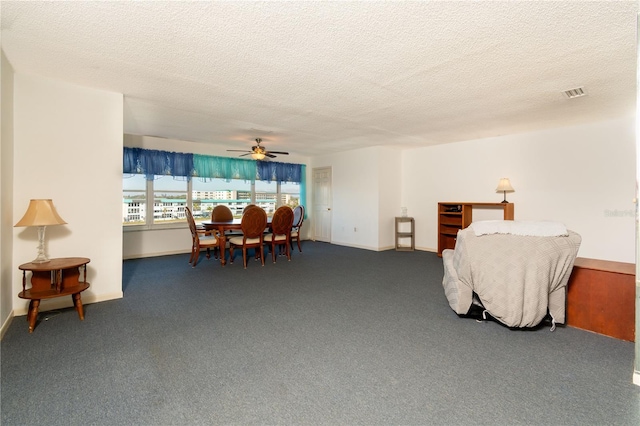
123 147 194 180
123 148 306 209
300 165 307 215
193 154 256 181
256 160 302 183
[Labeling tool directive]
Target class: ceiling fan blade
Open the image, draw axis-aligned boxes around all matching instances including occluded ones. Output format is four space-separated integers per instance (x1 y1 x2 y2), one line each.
266 151 289 155
227 149 251 152
239 153 251 157
265 153 277 158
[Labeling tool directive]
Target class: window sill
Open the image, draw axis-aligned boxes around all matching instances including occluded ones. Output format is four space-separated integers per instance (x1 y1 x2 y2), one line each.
123 223 188 232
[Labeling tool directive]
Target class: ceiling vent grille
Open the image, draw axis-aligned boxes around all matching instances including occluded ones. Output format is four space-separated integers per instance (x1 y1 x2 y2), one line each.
562 86 587 99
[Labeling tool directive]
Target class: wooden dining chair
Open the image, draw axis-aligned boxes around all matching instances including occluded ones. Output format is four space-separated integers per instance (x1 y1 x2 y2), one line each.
264 206 294 263
186 207 221 267
290 205 305 253
210 204 235 259
228 206 267 268
211 205 234 221
242 204 259 215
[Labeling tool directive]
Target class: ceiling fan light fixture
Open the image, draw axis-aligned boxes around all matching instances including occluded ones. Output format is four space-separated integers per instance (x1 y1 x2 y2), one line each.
228 137 288 159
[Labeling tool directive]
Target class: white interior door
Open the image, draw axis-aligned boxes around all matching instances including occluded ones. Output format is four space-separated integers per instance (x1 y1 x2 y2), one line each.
312 167 332 242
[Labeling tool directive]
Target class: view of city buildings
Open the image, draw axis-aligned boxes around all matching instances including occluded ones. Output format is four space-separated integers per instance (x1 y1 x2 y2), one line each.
123 189 298 225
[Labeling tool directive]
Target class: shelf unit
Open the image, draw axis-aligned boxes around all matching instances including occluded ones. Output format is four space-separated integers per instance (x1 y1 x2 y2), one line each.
18 257 91 333
437 202 514 256
395 217 415 251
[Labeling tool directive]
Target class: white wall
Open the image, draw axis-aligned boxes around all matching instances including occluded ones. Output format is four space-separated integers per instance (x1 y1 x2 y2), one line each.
311 146 402 250
12 74 124 315
125 117 635 261
378 147 402 249
403 116 636 263
123 228 192 260
122 134 312 259
1 51 15 334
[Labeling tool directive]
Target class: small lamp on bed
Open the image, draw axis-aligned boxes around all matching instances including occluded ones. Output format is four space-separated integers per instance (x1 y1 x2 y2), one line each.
496 178 515 203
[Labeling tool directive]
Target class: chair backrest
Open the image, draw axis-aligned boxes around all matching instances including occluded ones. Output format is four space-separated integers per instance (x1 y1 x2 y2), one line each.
185 207 198 238
211 205 233 221
292 205 305 229
242 204 259 215
240 206 267 238
271 206 294 236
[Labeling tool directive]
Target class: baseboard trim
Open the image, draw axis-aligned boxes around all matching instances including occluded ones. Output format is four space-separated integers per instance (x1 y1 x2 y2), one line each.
314 241 438 253
123 249 190 260
12 291 124 317
331 241 378 251
0 310 14 340
123 241 435 259
417 247 437 253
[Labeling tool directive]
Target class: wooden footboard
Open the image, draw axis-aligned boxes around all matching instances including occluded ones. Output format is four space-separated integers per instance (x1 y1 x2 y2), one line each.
566 257 635 342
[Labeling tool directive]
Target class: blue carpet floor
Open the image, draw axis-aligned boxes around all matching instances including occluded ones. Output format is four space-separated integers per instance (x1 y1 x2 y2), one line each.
2 242 639 425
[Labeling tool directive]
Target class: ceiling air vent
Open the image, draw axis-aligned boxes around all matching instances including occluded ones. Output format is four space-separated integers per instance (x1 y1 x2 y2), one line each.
562 86 587 99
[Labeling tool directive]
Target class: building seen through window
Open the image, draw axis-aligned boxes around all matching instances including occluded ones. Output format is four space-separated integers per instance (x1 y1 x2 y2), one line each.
123 175 300 227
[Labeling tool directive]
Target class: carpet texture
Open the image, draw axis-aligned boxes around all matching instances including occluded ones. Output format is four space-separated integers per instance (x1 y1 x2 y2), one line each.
1 242 638 425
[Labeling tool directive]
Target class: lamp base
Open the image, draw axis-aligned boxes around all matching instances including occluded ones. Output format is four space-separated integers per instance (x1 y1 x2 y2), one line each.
32 225 51 263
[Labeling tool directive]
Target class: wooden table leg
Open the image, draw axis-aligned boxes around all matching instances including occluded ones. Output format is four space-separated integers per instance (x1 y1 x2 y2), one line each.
219 235 227 266
72 293 85 321
27 299 40 333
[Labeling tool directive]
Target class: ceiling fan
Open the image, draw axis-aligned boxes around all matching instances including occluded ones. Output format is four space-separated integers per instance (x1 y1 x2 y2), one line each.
227 138 289 160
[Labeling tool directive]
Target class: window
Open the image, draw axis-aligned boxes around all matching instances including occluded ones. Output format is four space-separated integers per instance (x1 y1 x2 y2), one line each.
123 148 305 229
192 177 252 223
153 176 188 225
123 174 148 226
123 174 302 229
280 181 301 208
255 180 277 215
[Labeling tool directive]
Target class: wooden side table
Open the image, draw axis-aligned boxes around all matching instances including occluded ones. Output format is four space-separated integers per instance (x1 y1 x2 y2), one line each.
395 217 415 251
18 257 90 333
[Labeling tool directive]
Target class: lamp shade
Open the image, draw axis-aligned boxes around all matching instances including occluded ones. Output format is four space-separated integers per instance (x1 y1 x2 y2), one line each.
495 178 515 193
15 199 67 227
251 152 266 160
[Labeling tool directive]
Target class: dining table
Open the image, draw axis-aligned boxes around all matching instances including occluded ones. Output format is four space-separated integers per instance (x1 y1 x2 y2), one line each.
202 218 272 266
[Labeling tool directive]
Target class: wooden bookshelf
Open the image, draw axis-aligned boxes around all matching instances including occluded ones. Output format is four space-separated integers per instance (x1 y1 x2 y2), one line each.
437 202 514 256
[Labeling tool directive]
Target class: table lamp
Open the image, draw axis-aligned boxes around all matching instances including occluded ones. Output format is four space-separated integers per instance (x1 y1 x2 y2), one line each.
495 178 515 203
15 199 67 263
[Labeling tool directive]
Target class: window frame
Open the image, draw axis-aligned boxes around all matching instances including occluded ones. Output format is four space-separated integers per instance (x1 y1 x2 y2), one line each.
123 176 295 232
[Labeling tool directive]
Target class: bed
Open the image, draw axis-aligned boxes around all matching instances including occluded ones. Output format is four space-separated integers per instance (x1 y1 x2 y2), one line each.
441 220 581 329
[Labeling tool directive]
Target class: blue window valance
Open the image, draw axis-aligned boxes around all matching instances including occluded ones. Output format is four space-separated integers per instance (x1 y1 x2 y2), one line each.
256 160 302 183
123 147 304 184
123 147 194 180
193 154 256 181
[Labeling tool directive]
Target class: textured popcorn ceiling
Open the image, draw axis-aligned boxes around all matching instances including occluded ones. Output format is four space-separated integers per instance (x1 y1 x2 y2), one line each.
1 1 637 157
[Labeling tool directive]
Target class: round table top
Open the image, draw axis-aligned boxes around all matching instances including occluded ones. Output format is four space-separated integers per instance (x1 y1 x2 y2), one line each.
19 257 91 271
